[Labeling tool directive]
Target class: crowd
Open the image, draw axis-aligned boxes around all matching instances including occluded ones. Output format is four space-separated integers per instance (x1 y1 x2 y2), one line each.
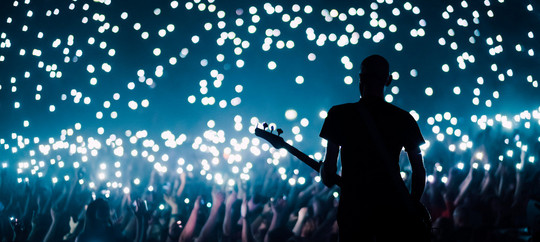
0 124 539 242
419 124 540 242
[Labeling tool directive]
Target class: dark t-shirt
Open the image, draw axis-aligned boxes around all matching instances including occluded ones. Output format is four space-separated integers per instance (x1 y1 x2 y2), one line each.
320 97 424 218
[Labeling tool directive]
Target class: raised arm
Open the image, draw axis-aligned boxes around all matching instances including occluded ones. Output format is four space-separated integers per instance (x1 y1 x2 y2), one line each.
240 197 255 242
222 190 238 237
178 196 201 242
292 207 309 236
176 172 187 198
198 188 225 242
43 195 69 242
264 197 289 242
164 193 180 230
454 155 485 206
513 148 532 208
131 199 150 242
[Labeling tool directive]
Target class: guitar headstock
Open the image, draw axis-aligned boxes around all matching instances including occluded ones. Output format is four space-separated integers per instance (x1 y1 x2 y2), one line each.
254 123 285 149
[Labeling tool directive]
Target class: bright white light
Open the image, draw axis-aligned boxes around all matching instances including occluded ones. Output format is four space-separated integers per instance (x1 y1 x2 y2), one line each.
308 53 316 61
319 110 328 119
87 65 95 73
128 101 138 110
141 99 149 107
344 76 353 85
392 42 403 52
453 86 461 95
285 109 298 120
425 87 433 96
385 94 393 103
268 61 277 70
295 76 304 84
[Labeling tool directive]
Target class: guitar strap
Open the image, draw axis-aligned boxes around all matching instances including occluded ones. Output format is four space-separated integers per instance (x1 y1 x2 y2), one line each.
355 101 431 232
354 101 413 205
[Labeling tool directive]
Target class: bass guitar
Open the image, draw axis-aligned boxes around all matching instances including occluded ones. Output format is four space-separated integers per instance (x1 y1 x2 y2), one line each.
254 122 431 240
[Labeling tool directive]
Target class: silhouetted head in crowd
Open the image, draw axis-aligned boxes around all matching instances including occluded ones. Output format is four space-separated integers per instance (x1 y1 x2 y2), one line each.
76 198 114 242
86 198 111 227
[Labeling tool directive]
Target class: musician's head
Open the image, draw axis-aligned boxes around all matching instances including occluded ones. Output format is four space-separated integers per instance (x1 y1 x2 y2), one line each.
359 55 392 98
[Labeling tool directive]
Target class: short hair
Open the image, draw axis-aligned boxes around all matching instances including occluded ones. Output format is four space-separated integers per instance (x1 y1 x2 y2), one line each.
360 55 389 82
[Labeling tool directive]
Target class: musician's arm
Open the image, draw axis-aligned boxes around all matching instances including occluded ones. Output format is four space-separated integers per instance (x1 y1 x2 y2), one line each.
320 140 339 187
407 146 426 201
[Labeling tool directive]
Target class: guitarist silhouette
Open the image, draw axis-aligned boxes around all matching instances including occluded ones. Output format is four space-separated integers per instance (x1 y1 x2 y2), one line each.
319 55 429 241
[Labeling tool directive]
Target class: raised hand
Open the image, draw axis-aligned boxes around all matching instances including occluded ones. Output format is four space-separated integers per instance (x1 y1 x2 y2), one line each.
193 196 201 211
163 194 178 211
211 188 226 208
10 218 26 241
225 191 237 209
240 197 248 219
270 197 288 216
297 207 308 219
131 199 150 221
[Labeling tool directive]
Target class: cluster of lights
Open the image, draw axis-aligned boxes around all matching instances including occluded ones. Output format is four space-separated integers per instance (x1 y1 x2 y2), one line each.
0 0 538 197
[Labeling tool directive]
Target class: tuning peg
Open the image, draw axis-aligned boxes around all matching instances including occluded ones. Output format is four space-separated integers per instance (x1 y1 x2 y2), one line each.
263 122 269 130
277 128 283 136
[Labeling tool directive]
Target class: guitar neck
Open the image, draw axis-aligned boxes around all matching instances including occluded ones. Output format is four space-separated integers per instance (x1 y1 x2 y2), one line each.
282 142 342 187
281 143 321 172
254 127 341 187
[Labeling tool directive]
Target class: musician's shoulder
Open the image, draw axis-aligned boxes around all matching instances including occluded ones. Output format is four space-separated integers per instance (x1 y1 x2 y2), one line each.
330 102 358 111
382 101 412 116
